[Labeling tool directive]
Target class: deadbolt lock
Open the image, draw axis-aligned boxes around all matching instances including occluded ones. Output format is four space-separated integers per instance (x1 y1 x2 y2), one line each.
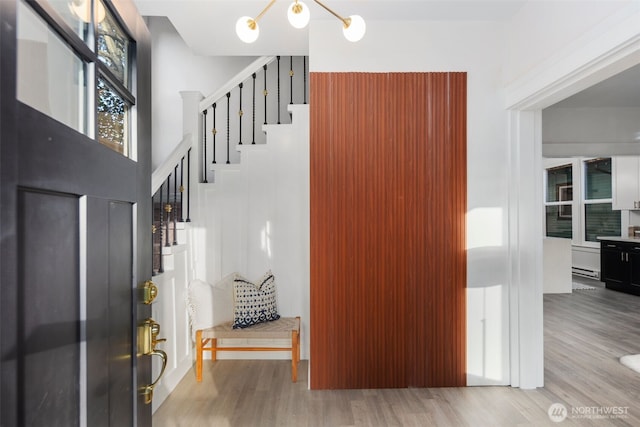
141 280 158 305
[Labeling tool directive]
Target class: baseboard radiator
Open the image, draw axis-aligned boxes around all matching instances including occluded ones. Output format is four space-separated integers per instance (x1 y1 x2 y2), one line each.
572 266 600 280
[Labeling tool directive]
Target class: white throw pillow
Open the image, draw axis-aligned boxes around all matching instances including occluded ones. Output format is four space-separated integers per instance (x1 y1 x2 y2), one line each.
187 279 215 335
211 272 237 326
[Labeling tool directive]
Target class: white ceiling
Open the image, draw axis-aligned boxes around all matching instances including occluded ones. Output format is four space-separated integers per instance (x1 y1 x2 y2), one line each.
133 0 527 56
133 0 639 109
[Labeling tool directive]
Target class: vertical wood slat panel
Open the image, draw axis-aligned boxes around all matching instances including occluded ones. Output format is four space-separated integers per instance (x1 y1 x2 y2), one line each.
310 72 466 389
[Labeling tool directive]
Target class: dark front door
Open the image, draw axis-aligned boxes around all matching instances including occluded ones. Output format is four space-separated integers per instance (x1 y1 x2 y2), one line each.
1 0 152 425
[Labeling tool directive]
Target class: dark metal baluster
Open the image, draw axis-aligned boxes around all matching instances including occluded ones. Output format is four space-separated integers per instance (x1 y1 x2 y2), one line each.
158 182 165 273
238 83 243 145
263 64 268 125
212 103 217 164
179 155 185 222
186 148 191 222
303 56 307 105
202 109 208 183
165 175 171 247
173 164 178 245
226 92 231 164
252 73 256 145
277 55 281 124
289 56 294 105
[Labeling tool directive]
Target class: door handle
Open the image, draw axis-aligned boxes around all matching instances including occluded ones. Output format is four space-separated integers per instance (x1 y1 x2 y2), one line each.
142 349 167 404
138 318 167 404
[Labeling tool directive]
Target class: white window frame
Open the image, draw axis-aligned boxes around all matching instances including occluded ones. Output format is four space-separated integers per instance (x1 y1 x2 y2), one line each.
543 157 620 248
544 158 580 245
581 158 619 248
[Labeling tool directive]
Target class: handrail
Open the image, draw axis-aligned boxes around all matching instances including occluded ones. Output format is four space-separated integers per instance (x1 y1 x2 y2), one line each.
198 56 276 111
152 133 192 195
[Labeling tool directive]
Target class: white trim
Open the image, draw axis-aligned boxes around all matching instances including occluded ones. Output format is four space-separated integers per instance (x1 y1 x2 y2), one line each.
507 7 640 389
506 3 640 110
509 110 544 389
151 134 192 195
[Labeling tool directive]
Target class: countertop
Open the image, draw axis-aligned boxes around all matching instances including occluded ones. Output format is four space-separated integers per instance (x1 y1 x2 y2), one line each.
598 236 640 243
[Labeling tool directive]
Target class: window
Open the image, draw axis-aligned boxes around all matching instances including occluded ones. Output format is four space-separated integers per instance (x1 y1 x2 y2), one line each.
95 0 134 155
17 0 135 158
97 77 128 155
97 3 130 88
545 164 573 239
583 158 620 242
17 1 88 134
544 158 621 246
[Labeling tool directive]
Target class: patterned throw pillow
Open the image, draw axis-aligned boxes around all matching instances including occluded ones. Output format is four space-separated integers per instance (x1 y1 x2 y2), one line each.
232 270 280 329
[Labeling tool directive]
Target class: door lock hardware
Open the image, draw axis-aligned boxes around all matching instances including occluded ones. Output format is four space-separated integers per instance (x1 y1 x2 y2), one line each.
141 280 158 305
138 318 167 404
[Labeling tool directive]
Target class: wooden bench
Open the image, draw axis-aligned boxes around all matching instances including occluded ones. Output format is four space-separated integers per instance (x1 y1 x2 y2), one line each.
195 316 301 382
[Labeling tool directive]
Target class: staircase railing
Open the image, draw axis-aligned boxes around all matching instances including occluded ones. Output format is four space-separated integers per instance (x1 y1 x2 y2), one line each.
199 55 308 182
150 54 309 274
151 134 192 275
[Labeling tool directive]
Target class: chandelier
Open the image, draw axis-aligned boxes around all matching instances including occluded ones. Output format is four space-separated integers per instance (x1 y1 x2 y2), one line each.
236 0 366 44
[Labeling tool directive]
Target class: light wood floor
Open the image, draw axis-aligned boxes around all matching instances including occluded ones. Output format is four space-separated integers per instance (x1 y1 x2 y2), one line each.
153 278 640 426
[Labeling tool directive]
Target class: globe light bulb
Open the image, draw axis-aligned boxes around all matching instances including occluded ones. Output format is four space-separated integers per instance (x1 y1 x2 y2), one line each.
236 16 259 43
287 1 310 29
68 0 106 24
343 14 366 42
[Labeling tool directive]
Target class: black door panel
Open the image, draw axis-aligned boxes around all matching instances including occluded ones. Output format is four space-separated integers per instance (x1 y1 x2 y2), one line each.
18 189 80 427
1 0 152 425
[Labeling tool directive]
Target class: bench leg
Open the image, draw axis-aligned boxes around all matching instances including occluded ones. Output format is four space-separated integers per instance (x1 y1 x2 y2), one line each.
211 338 217 361
291 329 299 383
196 330 204 382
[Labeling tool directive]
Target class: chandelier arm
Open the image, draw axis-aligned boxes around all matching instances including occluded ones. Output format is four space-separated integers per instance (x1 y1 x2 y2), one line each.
255 0 278 23
312 0 350 27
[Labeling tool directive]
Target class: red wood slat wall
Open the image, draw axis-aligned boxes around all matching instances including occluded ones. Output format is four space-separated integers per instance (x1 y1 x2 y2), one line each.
310 72 467 389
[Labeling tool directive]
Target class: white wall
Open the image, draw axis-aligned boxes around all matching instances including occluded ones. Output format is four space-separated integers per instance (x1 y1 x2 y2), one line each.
192 105 310 360
148 16 257 168
310 20 511 386
505 1 640 109
543 107 640 157
505 0 637 87
145 0 640 393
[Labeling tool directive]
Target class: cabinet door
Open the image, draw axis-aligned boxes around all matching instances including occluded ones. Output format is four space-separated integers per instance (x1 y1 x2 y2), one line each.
601 246 627 284
628 248 640 295
612 157 640 210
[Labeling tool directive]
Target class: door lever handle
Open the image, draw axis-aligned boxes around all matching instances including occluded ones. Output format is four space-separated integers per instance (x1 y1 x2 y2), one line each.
142 349 167 404
138 318 168 404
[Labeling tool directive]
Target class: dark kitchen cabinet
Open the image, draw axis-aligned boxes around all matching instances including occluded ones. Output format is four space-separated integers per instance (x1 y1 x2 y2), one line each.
600 240 640 296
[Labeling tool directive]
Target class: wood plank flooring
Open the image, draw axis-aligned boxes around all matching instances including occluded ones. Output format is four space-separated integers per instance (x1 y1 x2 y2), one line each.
153 278 640 426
